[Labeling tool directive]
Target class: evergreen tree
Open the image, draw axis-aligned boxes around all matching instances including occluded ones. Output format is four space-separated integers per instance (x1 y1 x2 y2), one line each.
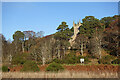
54 22 73 59
81 16 104 58
13 31 25 53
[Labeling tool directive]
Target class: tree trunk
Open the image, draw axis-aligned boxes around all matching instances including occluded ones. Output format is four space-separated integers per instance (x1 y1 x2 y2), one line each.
42 57 45 65
99 39 102 59
22 41 24 53
98 44 101 59
9 54 12 65
116 40 119 57
63 47 65 58
35 53 37 62
96 34 102 59
58 48 60 59
28 44 30 51
15 42 17 53
57 43 60 59
52 49 54 59
81 42 84 56
116 30 119 57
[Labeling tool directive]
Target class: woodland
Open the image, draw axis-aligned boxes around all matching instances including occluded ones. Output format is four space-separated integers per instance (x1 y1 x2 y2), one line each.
1 15 120 72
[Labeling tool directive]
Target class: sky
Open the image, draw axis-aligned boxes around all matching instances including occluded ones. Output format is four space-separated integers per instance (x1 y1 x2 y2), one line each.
2 2 118 41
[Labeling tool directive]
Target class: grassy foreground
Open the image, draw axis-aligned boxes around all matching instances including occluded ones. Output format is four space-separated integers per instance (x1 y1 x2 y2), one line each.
2 71 119 78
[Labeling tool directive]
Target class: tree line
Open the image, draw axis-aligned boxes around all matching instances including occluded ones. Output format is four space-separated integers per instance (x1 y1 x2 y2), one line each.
1 15 120 65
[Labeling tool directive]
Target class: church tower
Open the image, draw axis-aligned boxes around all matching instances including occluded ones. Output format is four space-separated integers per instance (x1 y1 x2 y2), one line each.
69 20 82 47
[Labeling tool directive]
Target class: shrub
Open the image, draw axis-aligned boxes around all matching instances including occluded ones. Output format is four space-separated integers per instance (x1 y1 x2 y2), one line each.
45 59 57 64
111 59 120 64
64 53 78 64
37 61 43 65
86 55 96 59
46 62 64 72
2 66 9 72
98 55 115 64
64 57 77 64
52 58 63 64
12 56 26 65
63 53 90 64
12 53 31 65
105 55 115 59
21 60 40 72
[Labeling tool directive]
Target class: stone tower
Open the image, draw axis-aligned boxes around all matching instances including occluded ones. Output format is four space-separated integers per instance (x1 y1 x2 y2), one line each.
69 20 82 47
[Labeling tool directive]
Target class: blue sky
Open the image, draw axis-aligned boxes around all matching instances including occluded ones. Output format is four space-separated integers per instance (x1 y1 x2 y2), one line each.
2 2 118 40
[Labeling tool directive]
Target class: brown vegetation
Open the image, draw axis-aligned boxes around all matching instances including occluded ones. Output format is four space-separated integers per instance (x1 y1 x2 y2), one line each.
9 64 119 73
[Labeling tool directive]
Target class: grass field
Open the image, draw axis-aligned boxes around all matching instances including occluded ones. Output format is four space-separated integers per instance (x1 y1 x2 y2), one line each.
2 64 120 78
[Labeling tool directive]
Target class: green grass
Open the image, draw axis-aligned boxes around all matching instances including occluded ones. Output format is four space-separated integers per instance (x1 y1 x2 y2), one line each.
62 63 99 66
62 63 83 66
2 65 9 72
111 64 120 66
62 63 120 66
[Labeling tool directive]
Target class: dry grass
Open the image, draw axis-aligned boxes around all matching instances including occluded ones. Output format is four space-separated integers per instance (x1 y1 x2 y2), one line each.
2 71 119 78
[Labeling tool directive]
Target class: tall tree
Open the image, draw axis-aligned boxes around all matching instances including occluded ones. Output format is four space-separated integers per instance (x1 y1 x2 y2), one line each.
23 31 36 51
82 16 104 58
23 30 36 40
100 16 115 28
13 31 25 53
1 34 7 59
54 22 72 59
75 33 88 56
57 22 68 32
30 35 55 65
102 15 120 57
36 31 44 38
